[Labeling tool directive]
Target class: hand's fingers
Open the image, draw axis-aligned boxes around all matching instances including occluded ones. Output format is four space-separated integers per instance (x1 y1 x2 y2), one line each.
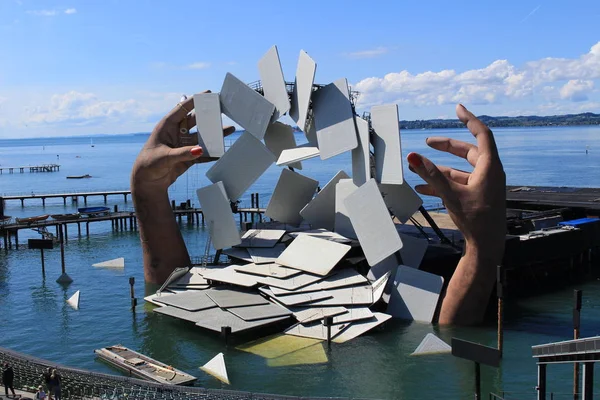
223 125 236 137
426 137 480 167
437 165 470 185
456 104 499 158
168 145 203 164
165 96 195 125
414 184 439 197
407 152 457 201
185 112 197 130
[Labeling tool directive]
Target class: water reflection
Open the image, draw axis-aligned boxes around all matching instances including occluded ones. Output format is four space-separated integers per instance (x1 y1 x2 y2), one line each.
31 277 58 313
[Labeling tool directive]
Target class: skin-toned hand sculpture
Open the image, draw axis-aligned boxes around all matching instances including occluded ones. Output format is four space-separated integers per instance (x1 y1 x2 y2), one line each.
132 97 506 325
407 104 506 325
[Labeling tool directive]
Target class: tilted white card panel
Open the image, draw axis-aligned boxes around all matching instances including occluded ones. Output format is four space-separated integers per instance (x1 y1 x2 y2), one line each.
66 290 80 310
200 353 229 384
368 233 428 283
411 333 452 355
331 307 373 324
265 169 319 226
304 116 318 147
220 72 275 140
312 78 358 160
277 145 320 166
289 50 316 132
260 287 333 306
388 266 444 323
201 265 259 288
307 285 374 306
284 321 346 340
332 312 392 344
193 93 225 158
264 122 302 169
344 179 403 266
300 170 349 231
271 268 368 295
352 116 371 186
222 247 252 263
257 271 327 291
234 263 302 279
196 182 241 250
238 229 286 248
334 179 358 239
291 306 348 323
380 182 423 224
258 45 291 122
371 104 403 184
276 234 351 276
247 244 286 265
206 132 276 201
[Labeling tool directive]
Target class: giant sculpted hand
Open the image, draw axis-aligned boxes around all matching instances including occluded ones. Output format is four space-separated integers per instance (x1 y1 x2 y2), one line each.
131 94 234 284
407 104 506 325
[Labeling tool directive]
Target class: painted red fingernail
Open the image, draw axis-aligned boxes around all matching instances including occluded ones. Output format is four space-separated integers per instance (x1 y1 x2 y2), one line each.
407 152 422 168
190 146 203 156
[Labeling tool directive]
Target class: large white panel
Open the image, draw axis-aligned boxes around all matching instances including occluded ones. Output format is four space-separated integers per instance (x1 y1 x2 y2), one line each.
200 353 229 385
289 50 316 132
271 268 368 295
247 244 286 264
304 116 318 147
331 307 373 324
411 333 452 355
284 321 346 341
196 182 241 250
264 122 302 169
265 169 319 225
291 306 347 323
300 170 349 231
277 145 320 166
312 78 358 160
308 285 373 306
257 271 326 291
332 312 392 344
222 247 252 263
368 233 428 283
260 287 332 306
287 229 352 244
206 132 276 201
387 265 444 323
344 179 403 266
193 93 225 158
352 116 371 186
334 179 358 239
220 72 275 140
194 306 289 333
206 289 270 308
276 234 351 276
238 229 286 248
234 263 302 279
371 104 403 184
258 45 290 122
380 182 423 224
202 265 259 288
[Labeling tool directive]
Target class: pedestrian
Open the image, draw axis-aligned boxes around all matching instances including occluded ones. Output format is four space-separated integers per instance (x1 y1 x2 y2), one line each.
42 367 52 400
34 385 46 399
2 362 16 398
50 369 61 400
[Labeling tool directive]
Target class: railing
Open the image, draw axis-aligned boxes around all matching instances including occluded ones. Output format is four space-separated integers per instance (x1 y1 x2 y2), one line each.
0 346 373 400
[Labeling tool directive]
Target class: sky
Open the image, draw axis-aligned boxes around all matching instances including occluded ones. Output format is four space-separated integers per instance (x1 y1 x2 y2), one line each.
0 0 599 138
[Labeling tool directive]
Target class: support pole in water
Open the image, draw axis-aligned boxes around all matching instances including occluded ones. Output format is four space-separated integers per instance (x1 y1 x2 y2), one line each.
475 362 481 400
40 248 45 275
221 326 231 346
574 289 582 400
129 276 137 309
497 265 504 357
56 224 73 284
324 316 333 349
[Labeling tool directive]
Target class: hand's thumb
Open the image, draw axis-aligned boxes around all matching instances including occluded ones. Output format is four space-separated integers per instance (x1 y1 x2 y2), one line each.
169 146 203 163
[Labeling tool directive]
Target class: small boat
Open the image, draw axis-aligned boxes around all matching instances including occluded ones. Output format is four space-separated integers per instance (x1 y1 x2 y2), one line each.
1 216 11 225
67 174 92 179
94 345 197 386
90 138 95 148
15 215 49 224
78 206 110 216
51 213 80 221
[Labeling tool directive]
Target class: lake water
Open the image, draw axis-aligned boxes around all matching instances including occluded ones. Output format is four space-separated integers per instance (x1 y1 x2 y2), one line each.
1 126 600 399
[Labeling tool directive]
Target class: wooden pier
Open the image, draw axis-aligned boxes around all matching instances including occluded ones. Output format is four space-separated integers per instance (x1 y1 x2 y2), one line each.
0 206 266 250
0 164 60 174
1 190 131 206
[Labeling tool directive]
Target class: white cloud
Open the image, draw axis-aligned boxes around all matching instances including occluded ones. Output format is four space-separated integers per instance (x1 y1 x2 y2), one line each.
346 47 389 59
559 80 594 101
185 62 211 70
353 41 600 112
64 8 77 14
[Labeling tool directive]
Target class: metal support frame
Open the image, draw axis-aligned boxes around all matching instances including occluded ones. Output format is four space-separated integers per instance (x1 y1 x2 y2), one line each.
537 363 547 400
582 362 593 400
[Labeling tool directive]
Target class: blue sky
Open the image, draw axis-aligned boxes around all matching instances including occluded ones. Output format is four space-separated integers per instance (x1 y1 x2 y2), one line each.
0 0 599 138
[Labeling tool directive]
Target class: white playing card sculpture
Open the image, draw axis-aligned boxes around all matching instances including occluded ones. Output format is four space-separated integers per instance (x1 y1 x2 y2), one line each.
411 333 452 355
199 352 229 384
66 290 80 310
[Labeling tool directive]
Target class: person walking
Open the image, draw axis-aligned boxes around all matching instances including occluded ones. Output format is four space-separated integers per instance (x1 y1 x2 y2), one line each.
41 368 52 400
2 362 16 398
49 369 61 400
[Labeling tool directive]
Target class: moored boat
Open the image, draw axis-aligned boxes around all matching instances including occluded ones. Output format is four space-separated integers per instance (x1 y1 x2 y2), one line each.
94 345 197 385
50 213 80 221
77 206 110 216
67 174 92 179
15 214 49 224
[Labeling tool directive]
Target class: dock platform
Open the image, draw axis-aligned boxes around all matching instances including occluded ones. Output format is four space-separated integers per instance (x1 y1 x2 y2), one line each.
0 164 60 174
2 189 131 206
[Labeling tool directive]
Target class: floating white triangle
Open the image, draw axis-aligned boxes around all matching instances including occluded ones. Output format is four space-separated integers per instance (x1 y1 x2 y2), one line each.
66 290 80 310
199 353 229 384
92 257 125 269
411 333 451 356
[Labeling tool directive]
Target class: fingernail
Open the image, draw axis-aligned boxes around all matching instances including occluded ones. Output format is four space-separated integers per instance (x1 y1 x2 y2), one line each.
458 103 466 110
407 152 422 168
190 146 203 156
